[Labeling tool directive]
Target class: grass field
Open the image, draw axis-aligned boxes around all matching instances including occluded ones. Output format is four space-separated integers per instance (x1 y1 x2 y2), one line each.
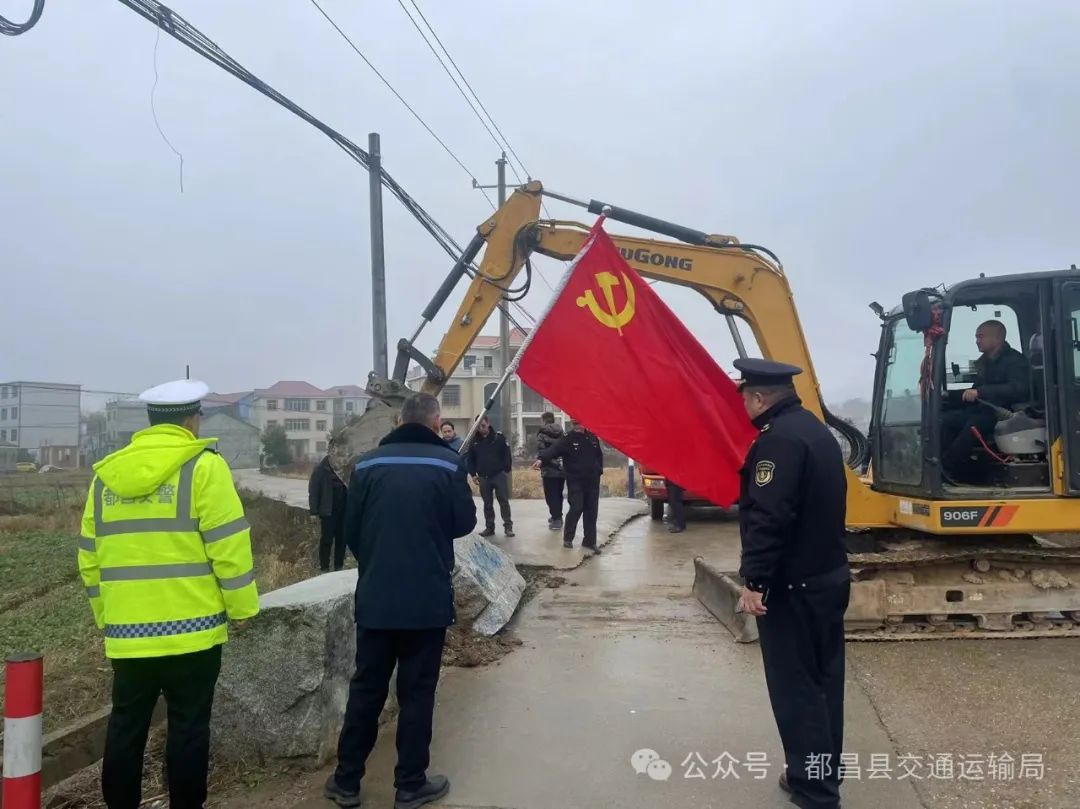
0 473 320 736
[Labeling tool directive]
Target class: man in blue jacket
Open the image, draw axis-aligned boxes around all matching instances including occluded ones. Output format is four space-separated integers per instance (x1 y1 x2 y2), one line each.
325 393 477 809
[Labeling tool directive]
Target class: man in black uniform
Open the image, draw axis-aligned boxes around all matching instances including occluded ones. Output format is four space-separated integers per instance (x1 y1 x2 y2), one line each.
535 419 604 554
733 358 849 809
325 394 477 809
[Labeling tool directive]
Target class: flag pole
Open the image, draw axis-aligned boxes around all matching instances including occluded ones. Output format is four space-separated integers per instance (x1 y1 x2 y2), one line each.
457 222 604 453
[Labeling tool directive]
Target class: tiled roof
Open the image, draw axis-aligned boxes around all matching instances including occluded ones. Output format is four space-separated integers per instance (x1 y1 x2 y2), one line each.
205 391 251 404
254 381 328 398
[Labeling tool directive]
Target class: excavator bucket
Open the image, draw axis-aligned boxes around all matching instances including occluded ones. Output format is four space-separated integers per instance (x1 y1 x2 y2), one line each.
327 393 408 484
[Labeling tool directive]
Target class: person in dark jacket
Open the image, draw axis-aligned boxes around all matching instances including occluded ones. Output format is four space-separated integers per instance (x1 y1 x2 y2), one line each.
536 419 604 554
535 412 565 531
309 449 348 572
440 421 463 453
465 415 514 538
325 393 476 809
733 358 849 809
941 320 1030 481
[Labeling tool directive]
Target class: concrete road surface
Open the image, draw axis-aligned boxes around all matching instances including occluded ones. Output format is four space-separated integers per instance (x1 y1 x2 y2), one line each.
225 512 921 809
219 487 1079 808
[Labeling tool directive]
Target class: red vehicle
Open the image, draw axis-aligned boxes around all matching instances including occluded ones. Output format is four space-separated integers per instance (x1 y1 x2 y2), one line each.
638 466 716 521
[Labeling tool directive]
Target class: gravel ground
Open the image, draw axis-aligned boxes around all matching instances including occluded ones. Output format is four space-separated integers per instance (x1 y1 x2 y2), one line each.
849 640 1080 809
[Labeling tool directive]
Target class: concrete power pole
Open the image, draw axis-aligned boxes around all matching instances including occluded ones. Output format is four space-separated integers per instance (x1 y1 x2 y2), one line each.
472 152 515 481
369 132 389 380
495 153 513 458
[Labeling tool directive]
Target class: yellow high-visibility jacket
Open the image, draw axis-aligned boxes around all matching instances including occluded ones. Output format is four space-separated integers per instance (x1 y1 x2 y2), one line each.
78 423 259 658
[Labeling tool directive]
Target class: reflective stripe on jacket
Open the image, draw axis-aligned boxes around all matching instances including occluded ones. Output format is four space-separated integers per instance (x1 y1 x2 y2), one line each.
78 424 259 659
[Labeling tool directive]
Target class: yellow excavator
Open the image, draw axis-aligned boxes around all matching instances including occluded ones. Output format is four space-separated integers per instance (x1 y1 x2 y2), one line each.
334 181 1080 639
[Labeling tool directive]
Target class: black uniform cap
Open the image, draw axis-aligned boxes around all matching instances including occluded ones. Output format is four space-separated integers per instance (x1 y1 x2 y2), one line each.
732 357 803 388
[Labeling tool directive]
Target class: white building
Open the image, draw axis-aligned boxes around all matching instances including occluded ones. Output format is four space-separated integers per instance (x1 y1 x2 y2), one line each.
326 384 371 430
0 381 81 463
408 329 567 452
253 381 337 461
104 399 150 455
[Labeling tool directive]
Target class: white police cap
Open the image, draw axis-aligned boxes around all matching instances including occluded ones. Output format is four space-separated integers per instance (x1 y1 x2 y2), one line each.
138 379 210 416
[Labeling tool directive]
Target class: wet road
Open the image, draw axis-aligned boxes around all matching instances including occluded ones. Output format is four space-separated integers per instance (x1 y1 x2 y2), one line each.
220 504 1079 809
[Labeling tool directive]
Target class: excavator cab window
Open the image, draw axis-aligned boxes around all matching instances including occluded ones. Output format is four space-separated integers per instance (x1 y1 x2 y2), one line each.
935 282 1050 494
872 316 926 488
942 304 1021 392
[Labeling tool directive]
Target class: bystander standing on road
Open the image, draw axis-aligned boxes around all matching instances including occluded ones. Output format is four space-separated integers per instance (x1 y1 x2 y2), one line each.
309 442 348 572
535 411 566 531
440 420 464 452
326 393 476 809
466 415 514 538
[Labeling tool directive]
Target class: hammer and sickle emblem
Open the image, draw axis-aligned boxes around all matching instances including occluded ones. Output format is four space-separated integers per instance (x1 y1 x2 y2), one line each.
576 271 636 336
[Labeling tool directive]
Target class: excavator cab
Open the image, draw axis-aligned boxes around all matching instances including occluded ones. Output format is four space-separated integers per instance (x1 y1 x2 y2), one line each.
869 267 1080 503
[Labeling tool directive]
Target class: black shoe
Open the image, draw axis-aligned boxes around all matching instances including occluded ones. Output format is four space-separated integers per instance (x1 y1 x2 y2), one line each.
583 545 601 555
394 774 449 809
668 525 685 534
563 540 573 548
324 774 362 808
551 519 563 530
478 528 495 538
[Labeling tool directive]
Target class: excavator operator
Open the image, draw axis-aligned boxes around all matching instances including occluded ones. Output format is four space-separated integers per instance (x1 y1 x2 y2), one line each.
941 319 1030 481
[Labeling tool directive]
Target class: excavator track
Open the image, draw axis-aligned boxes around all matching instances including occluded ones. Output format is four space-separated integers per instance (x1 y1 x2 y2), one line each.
843 536 1080 640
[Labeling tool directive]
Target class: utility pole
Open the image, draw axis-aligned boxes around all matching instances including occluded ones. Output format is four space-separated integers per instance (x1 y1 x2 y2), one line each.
472 152 514 476
369 132 388 380
495 153 512 460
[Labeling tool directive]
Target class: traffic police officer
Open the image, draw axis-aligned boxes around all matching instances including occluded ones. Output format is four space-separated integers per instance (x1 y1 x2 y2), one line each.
733 358 849 809
78 379 259 809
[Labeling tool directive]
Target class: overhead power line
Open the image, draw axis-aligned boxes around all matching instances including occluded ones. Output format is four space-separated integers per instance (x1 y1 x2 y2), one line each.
401 0 534 183
107 0 472 270
0 0 43 35
395 0 524 185
307 0 494 209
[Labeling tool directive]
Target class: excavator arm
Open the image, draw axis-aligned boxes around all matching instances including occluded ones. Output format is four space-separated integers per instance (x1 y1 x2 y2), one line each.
367 180 888 526
404 182 822 413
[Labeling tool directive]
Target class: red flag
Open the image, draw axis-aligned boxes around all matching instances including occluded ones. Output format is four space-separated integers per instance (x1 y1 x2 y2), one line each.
517 220 756 506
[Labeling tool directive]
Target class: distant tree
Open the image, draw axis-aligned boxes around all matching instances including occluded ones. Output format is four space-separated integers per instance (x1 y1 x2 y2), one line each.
261 424 292 467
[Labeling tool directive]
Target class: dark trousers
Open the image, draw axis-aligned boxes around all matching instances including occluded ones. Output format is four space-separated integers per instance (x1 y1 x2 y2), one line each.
319 512 347 571
564 476 601 546
666 480 686 529
542 476 565 521
102 645 222 809
756 574 849 809
335 627 447 792
479 472 512 531
941 406 999 478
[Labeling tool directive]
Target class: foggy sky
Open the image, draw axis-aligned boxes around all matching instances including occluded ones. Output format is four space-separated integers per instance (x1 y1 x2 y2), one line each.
4 0 1079 411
